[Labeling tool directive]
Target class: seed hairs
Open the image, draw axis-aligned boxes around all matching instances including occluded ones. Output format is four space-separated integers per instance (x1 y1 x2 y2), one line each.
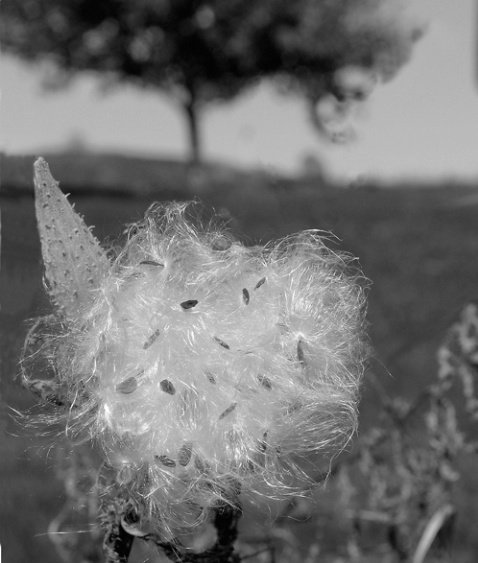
22 158 368 538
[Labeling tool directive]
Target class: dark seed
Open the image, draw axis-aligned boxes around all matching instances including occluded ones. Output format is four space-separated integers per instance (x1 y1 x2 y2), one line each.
160 379 176 395
218 402 237 420
297 339 306 365
257 374 272 390
254 277 266 290
242 288 250 305
180 299 198 310
259 432 268 453
143 328 161 349
245 459 256 473
116 377 138 394
178 442 193 466
214 336 230 350
139 260 164 267
155 455 176 468
205 372 216 384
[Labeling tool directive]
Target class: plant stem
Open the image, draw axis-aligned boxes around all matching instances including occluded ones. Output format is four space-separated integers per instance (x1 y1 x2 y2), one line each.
103 516 135 563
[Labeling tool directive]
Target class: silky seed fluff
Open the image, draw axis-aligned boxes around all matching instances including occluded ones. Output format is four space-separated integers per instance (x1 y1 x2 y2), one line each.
24 198 369 535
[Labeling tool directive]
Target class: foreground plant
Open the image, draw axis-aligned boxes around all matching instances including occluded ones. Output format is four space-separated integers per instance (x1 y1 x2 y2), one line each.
22 158 368 562
290 305 478 563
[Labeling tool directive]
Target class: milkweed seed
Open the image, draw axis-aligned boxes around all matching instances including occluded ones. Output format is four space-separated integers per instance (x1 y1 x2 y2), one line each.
259 432 268 453
218 402 237 420
160 379 176 395
205 372 216 384
214 336 230 349
178 442 193 466
245 459 256 473
211 235 231 251
242 288 250 305
297 338 306 365
180 299 198 310
257 374 272 390
254 277 266 290
116 377 138 394
143 328 161 349
155 455 176 468
139 260 164 267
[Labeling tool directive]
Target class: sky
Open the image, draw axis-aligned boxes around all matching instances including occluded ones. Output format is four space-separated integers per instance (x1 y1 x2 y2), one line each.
1 0 478 183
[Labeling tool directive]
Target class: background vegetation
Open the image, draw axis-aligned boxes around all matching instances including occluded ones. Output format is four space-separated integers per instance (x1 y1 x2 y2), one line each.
1 0 422 162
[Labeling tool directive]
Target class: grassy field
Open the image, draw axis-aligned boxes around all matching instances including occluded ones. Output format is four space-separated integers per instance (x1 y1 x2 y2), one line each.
2 152 478 562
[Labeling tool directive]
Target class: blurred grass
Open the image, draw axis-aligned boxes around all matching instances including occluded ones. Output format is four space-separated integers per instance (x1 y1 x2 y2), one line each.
2 152 478 562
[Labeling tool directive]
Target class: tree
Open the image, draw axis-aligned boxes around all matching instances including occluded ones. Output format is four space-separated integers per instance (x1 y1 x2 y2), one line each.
1 0 423 164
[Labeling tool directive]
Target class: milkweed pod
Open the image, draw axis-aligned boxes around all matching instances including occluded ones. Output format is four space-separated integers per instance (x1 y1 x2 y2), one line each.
24 181 369 537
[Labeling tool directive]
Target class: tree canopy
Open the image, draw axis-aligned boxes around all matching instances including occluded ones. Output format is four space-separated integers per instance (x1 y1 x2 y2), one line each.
2 0 423 162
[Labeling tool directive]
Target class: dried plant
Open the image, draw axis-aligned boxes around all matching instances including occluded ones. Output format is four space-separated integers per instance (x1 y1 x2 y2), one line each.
21 159 368 562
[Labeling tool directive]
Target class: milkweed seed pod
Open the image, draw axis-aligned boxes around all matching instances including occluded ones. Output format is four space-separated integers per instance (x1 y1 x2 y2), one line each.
24 158 368 537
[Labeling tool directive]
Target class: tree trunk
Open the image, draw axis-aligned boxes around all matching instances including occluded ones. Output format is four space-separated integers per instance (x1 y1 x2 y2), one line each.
184 98 201 165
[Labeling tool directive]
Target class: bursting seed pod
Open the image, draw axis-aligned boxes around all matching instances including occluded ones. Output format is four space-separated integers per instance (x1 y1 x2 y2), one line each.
24 158 368 538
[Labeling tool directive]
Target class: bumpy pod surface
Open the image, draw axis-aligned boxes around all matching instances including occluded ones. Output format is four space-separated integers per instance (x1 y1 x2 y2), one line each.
25 171 368 535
